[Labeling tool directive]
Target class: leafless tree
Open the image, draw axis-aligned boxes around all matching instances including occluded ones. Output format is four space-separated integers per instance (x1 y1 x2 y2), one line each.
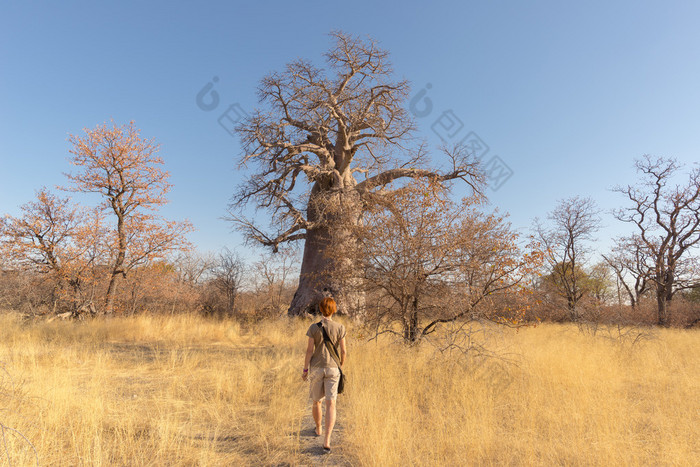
612 155 700 326
602 235 652 309
533 196 601 321
228 31 482 316
211 248 245 314
173 251 216 285
249 248 300 316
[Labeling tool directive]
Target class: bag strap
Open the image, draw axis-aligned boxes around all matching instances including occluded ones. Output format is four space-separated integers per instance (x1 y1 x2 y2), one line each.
317 321 343 374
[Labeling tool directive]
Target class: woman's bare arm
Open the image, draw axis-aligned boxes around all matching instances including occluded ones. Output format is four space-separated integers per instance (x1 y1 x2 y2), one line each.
338 337 346 367
302 336 315 380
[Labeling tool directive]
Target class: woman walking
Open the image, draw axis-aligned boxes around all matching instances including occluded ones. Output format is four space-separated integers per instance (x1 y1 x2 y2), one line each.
302 297 346 452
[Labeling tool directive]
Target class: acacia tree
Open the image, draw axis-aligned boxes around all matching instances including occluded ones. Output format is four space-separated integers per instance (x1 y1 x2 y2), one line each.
613 155 700 326
64 121 193 313
533 196 601 321
230 32 481 316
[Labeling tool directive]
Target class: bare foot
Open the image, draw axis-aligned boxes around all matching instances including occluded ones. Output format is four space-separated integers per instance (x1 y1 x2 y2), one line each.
315 426 322 436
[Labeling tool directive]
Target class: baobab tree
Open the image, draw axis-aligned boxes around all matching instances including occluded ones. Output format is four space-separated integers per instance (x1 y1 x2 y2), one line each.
613 155 700 326
229 31 482 316
64 121 193 314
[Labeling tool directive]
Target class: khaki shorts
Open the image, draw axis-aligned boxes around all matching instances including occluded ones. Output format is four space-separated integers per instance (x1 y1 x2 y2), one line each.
309 367 340 401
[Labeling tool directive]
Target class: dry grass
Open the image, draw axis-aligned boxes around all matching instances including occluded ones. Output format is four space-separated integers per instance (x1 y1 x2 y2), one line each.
0 313 307 466
0 312 698 466
345 324 700 466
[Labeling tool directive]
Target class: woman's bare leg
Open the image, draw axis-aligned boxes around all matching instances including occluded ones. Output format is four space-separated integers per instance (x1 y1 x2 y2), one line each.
323 398 336 448
313 400 323 435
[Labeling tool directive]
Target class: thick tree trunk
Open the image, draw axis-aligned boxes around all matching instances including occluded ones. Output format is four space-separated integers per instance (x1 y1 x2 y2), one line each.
656 280 673 327
656 270 674 326
287 227 366 317
656 292 669 327
287 186 365 317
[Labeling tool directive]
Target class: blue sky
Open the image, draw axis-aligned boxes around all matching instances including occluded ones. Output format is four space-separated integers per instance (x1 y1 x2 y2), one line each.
1 1 699 262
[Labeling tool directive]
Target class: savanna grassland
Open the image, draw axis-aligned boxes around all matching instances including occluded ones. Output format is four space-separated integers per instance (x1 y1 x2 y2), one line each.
0 312 698 466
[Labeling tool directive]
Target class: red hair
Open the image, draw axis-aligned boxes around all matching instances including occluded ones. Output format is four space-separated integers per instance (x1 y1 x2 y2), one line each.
319 297 337 317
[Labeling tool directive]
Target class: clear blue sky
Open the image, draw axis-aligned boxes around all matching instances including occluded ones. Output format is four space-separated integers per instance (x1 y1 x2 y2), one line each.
1 1 699 261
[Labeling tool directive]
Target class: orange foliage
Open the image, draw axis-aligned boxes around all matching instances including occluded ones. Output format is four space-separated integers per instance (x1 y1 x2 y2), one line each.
0 189 108 312
346 180 545 341
115 261 200 315
62 120 193 313
1 188 81 273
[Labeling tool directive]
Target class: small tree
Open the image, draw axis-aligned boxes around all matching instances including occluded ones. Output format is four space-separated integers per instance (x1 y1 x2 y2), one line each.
250 248 299 316
613 155 700 326
173 250 216 286
210 248 245 315
341 181 541 343
533 197 601 321
602 235 652 309
0 189 104 313
585 261 615 304
1 189 80 275
64 121 193 313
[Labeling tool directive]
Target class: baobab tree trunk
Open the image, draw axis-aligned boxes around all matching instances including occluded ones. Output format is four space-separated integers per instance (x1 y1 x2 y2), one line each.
288 187 365 317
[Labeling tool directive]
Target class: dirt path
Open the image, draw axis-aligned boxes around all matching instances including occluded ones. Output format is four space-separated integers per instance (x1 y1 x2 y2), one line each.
298 402 352 466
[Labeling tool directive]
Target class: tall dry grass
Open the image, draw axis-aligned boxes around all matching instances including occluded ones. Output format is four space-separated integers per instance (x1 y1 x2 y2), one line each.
344 324 700 466
0 311 698 465
0 312 308 465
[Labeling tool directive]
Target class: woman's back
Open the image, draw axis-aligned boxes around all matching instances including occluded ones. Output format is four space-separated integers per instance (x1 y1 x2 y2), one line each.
307 319 346 368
